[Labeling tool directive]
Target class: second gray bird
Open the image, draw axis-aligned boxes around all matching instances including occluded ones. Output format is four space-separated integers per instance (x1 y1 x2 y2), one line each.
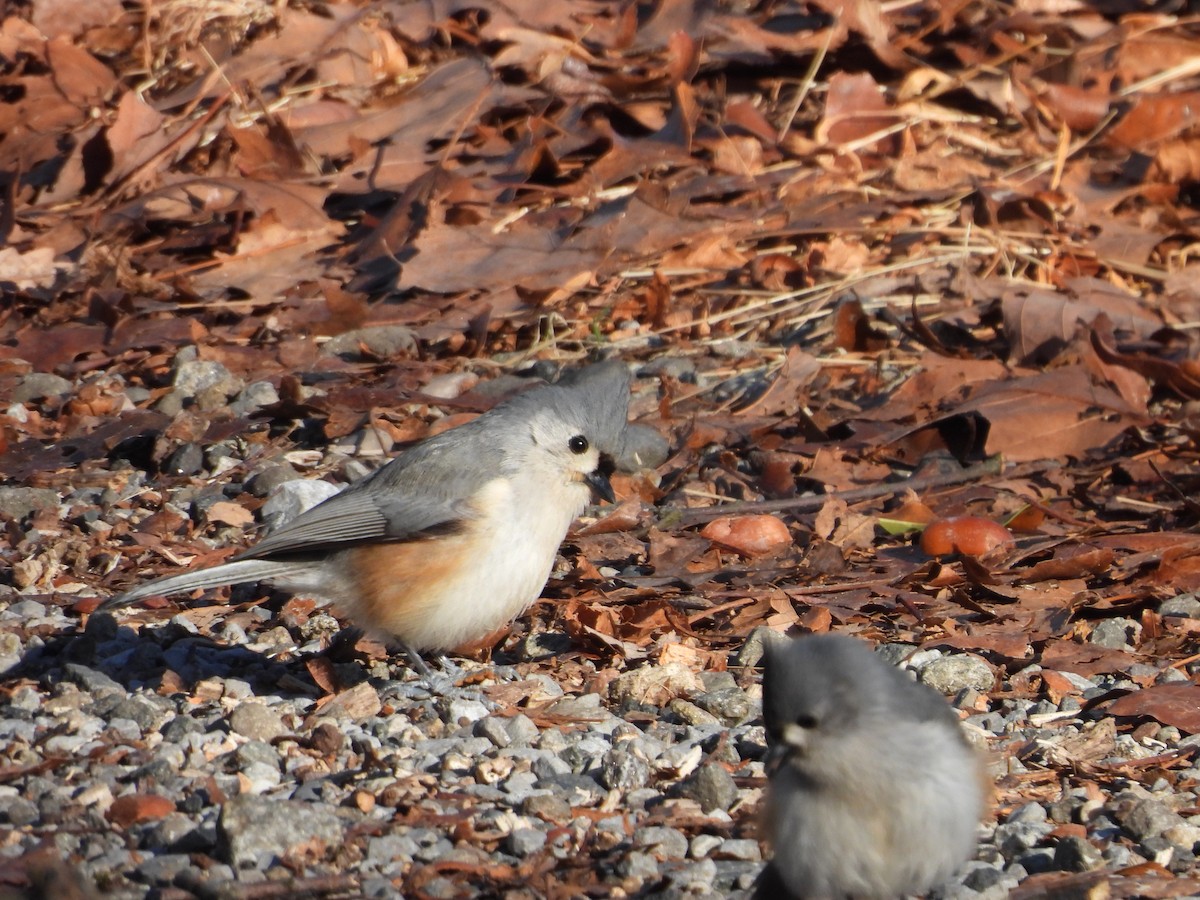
756 633 987 899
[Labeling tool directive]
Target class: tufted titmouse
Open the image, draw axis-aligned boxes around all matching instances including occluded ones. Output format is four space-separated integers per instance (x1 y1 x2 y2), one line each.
99 361 632 669
755 633 986 900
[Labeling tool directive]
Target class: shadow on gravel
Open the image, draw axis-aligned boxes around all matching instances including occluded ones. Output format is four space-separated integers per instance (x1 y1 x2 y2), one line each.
7 609 331 700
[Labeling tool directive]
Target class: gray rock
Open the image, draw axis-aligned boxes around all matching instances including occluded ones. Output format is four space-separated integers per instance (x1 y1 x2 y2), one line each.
1139 835 1174 866
322 326 417 359
625 787 661 811
1102 843 1142 867
539 773 604 806
164 443 204 476
474 717 511 748
232 740 280 772
522 794 571 823
506 828 547 857
0 486 59 521
917 654 994 694
147 812 215 853
261 480 343 531
229 703 286 742
500 771 538 800
961 861 1007 892
12 372 73 402
502 714 539 746
665 857 720 890
717 839 761 861
1158 667 1190 685
1047 794 1088 825
9 685 40 712
733 625 786 669
230 381 280 416
994 819 1052 857
135 853 194 885
517 630 574 660
1159 594 1200 618
618 424 670 472
619 849 661 879
677 763 738 813
874 642 918 666
246 462 301 498
173 359 244 406
599 748 650 792
1118 799 1184 841
0 797 38 826
1007 802 1048 826
1018 848 1057 874
217 795 344 869
532 753 573 782
693 687 753 725
366 833 418 865
441 697 490 726
690 834 723 859
638 357 696 381
634 825 689 860
6 599 46 617
546 693 604 719
60 664 123 697
1054 835 1104 871
558 736 608 773
112 696 170 734
699 671 740 693
1089 617 1141 649
668 699 722 726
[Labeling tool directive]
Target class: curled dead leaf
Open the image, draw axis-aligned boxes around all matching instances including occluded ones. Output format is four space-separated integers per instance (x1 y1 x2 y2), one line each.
205 501 255 527
106 793 175 828
700 514 791 555
1103 683 1200 734
920 516 1013 558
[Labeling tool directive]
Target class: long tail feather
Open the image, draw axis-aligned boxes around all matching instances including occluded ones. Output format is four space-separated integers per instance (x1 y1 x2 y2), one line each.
98 559 316 612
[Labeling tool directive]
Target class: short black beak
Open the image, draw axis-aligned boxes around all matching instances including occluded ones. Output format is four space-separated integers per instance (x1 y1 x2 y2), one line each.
585 456 616 503
763 742 790 777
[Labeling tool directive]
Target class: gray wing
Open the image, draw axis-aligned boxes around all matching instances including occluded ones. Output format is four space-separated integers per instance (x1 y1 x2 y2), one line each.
234 440 503 561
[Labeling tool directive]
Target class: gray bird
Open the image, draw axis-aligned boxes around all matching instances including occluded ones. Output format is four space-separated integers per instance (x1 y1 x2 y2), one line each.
756 633 987 899
99 361 632 670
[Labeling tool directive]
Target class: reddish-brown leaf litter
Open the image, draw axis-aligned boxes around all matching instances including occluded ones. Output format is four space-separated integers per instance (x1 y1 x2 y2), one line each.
4 0 1200 897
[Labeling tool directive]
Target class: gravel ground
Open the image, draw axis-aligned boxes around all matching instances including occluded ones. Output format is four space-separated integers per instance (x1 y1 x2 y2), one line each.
5 586 1200 898
3 365 1200 898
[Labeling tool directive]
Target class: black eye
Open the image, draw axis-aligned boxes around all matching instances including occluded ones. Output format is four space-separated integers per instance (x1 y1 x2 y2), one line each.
795 713 818 730
568 435 589 454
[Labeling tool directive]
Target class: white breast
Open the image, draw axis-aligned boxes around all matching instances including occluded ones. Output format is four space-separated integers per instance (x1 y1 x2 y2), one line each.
384 475 589 650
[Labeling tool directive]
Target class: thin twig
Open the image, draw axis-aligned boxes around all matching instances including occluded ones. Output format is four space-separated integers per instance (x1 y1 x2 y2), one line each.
669 455 1013 527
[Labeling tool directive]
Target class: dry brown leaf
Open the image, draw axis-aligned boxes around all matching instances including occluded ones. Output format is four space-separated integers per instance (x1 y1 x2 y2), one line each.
1107 92 1200 151
205 501 254 528
1103 683 1200 734
106 794 175 828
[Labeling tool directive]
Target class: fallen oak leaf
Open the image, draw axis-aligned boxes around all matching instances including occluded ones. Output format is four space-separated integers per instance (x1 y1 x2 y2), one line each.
1101 682 1200 734
1019 547 1115 583
106 793 174 828
1090 318 1200 399
205 500 255 527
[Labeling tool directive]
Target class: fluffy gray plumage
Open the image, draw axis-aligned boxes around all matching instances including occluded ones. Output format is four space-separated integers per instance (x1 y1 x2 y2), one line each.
756 633 986 899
